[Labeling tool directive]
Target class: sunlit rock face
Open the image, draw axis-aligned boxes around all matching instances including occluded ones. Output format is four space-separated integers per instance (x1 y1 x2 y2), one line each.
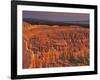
23 22 89 69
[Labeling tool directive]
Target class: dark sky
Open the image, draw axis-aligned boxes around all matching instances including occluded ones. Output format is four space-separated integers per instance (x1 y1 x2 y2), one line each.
23 11 89 22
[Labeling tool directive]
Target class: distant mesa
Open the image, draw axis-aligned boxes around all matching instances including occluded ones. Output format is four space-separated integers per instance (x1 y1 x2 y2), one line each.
23 18 89 28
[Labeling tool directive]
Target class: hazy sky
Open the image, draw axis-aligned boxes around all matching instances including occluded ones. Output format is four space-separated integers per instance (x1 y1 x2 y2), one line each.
23 11 89 22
